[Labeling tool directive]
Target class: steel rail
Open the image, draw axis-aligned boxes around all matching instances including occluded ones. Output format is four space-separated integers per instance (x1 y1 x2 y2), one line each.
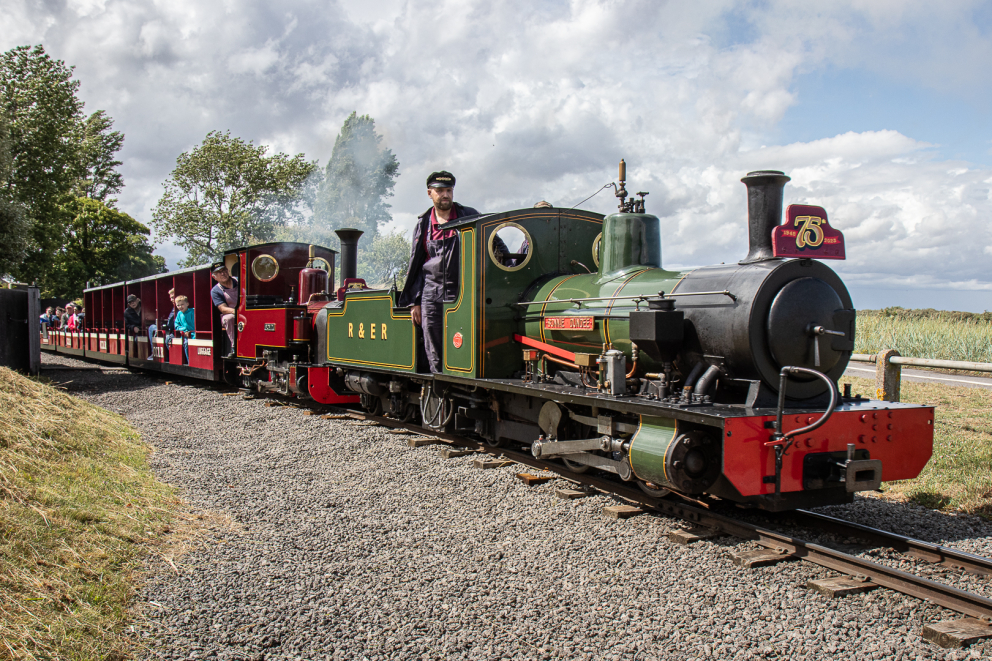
784 509 992 576
343 408 992 619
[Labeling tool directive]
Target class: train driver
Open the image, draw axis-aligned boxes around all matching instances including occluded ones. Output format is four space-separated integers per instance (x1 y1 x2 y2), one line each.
211 264 240 358
399 170 480 373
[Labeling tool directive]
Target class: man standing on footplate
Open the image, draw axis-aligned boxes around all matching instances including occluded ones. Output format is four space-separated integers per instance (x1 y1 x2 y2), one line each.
399 171 479 373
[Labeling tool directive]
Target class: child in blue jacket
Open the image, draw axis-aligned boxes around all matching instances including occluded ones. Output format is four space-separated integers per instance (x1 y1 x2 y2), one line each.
173 295 195 363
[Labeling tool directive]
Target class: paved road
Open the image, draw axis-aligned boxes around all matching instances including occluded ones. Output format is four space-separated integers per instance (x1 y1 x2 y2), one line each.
844 363 992 391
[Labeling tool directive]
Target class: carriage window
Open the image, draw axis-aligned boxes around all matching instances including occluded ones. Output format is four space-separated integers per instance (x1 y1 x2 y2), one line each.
488 222 533 272
592 232 602 269
252 254 280 282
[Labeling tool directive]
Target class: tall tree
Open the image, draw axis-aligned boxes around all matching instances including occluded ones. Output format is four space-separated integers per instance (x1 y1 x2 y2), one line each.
0 116 31 277
51 197 165 296
76 109 124 201
152 131 319 267
0 45 85 287
311 112 399 247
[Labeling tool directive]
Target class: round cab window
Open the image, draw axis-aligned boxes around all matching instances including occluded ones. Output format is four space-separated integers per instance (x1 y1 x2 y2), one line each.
311 257 331 272
252 254 280 282
488 222 533 272
592 232 602 268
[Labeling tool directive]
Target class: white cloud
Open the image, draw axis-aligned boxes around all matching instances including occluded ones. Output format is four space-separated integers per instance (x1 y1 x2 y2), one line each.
1 0 990 297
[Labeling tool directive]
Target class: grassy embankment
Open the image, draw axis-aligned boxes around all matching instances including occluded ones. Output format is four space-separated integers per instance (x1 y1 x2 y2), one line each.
0 366 178 660
848 308 992 516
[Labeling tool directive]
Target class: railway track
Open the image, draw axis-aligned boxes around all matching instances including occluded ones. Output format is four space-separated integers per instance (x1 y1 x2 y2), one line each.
335 405 992 649
69 361 990 649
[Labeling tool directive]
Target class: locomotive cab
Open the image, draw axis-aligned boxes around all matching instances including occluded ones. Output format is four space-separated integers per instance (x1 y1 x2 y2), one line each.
224 242 336 365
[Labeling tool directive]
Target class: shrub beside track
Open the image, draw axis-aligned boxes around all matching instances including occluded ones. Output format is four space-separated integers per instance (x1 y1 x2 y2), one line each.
0 366 178 660
856 309 992 364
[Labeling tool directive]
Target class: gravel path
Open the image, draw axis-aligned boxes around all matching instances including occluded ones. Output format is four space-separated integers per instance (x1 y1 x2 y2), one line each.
40 353 992 660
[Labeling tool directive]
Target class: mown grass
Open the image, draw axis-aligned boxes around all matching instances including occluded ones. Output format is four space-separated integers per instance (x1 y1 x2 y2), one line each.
856 307 992 363
0 366 178 660
840 374 992 517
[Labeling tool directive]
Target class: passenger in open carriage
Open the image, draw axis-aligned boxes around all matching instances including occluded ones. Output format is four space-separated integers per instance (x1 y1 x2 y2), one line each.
61 304 75 329
148 288 176 360
173 295 195 364
125 295 142 355
65 304 78 332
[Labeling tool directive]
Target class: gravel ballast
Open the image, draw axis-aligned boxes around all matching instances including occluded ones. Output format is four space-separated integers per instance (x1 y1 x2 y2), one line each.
40 353 992 660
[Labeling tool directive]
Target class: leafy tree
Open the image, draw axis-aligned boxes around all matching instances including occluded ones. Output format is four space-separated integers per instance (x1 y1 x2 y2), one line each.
0 45 85 286
357 231 411 289
152 130 319 267
0 116 30 276
311 112 399 247
76 110 124 201
0 45 160 294
51 197 165 298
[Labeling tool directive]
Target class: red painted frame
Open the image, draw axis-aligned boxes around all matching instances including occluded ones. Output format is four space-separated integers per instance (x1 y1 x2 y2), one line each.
722 405 934 496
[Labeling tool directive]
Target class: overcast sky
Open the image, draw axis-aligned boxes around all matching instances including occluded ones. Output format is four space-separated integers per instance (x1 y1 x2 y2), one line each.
4 0 992 310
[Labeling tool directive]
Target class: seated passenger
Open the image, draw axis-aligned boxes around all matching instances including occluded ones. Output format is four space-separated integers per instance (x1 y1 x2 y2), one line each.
210 264 239 358
65 304 78 332
124 295 142 355
40 306 54 338
148 288 176 360
61 304 75 329
173 295 195 364
53 307 64 329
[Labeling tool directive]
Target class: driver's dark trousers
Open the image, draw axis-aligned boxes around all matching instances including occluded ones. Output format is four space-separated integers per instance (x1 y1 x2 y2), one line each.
421 284 445 374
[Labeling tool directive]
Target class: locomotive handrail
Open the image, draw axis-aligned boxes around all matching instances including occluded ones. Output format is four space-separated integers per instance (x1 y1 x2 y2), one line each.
766 366 840 499
514 290 736 308
769 366 839 444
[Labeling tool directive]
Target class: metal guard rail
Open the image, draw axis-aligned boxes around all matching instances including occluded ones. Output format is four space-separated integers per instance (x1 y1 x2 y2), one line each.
851 354 992 374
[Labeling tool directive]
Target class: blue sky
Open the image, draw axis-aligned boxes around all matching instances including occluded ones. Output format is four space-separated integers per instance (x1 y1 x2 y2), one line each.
3 0 992 311
778 67 992 166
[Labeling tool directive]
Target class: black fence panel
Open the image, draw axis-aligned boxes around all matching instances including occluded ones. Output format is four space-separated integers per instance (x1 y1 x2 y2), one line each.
0 287 40 375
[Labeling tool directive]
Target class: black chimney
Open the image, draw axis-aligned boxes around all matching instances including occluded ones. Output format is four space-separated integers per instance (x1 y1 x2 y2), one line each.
335 228 363 282
739 170 790 264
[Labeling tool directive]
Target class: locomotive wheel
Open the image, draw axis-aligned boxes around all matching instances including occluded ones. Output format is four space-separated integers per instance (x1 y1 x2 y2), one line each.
360 394 383 416
638 480 670 498
482 434 505 448
561 457 589 473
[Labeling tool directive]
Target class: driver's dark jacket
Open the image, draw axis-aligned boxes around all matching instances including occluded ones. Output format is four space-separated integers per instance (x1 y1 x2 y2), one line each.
124 306 141 333
399 202 480 307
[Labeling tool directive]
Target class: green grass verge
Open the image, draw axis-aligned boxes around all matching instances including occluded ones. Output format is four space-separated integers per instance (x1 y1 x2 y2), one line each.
840 374 992 517
0 367 179 660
